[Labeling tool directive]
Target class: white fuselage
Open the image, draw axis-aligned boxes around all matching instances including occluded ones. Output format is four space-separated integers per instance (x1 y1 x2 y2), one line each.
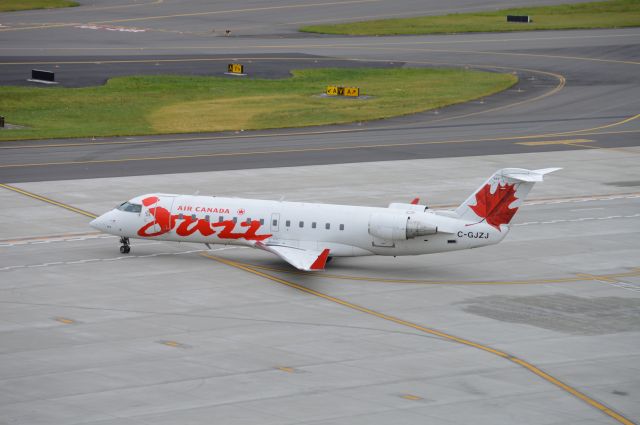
92 193 506 257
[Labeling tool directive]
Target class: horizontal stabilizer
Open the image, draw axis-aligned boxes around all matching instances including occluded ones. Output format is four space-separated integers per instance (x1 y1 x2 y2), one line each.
503 167 562 182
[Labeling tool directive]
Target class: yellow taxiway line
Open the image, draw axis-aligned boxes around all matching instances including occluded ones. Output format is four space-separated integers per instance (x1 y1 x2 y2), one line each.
0 0 380 32
516 139 594 146
1 58 567 149
0 183 97 219
0 182 636 424
0 134 620 169
202 253 636 425
227 261 640 286
0 58 565 151
0 59 633 155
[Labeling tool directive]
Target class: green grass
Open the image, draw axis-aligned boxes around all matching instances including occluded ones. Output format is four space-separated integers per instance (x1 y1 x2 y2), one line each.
0 68 517 141
0 0 79 12
300 0 640 35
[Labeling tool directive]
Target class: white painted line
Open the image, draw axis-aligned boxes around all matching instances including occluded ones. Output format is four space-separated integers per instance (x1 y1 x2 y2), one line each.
515 213 640 226
610 282 640 293
0 234 121 249
27 79 58 85
570 207 604 212
1 248 220 271
525 194 640 206
76 24 147 33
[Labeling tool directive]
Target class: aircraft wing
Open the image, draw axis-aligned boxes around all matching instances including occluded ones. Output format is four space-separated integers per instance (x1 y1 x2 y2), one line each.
255 242 330 271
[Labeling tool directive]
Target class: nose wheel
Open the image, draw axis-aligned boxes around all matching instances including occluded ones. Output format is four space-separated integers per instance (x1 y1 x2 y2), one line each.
119 237 131 254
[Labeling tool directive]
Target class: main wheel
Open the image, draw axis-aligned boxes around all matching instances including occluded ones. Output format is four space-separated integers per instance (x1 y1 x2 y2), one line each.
120 245 130 254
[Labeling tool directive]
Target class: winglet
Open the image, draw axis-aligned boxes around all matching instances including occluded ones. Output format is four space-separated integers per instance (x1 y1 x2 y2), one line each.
310 249 331 270
410 197 420 205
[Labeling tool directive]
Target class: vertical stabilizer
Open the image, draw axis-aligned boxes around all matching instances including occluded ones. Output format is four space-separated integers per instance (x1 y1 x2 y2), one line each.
454 168 560 230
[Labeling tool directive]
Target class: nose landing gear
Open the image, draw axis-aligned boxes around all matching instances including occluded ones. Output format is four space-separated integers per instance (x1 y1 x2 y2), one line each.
119 237 131 254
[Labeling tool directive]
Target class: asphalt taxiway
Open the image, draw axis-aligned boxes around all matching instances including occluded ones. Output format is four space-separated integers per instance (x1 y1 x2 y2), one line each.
0 0 639 424
1 30 639 181
0 54 400 87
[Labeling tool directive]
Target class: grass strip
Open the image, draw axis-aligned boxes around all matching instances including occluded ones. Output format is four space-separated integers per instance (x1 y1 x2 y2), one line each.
0 0 79 12
0 68 517 141
300 0 640 35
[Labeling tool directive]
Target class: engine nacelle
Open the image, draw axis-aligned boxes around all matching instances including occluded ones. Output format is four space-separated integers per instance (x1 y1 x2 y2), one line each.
369 213 438 241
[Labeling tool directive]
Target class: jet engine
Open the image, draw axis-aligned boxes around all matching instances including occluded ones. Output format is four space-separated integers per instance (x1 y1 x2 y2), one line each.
368 213 438 241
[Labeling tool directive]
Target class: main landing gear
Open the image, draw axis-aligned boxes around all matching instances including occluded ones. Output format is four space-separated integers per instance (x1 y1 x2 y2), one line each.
119 237 131 254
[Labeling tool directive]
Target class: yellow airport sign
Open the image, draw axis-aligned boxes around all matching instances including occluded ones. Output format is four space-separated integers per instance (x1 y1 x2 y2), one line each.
326 85 338 96
227 63 244 74
326 86 359 97
344 87 359 97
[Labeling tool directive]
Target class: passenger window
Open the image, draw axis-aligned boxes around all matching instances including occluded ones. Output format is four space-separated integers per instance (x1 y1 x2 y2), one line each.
286 220 291 227
339 224 344 231
272 219 278 226
232 217 237 223
178 213 184 220
191 214 197 220
205 215 210 222
325 223 330 230
312 222 317 229
299 221 304 228
219 216 224 222
260 218 264 225
246 218 251 224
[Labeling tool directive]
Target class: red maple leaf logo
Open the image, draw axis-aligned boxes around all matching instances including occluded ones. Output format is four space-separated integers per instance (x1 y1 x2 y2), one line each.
469 182 519 231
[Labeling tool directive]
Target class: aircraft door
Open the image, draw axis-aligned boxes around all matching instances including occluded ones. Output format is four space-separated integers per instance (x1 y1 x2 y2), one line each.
140 195 175 237
270 213 280 233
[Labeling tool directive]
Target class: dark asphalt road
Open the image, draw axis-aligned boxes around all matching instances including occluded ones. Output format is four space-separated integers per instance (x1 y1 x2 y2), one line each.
0 0 638 183
0 54 400 87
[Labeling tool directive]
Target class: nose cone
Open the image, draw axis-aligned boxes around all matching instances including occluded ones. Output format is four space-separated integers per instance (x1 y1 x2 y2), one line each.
89 215 104 231
89 210 128 236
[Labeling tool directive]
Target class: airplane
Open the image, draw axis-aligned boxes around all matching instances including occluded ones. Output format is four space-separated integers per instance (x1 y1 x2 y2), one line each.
90 168 560 271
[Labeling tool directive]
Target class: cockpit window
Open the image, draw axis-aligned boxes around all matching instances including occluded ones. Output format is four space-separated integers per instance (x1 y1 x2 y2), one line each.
117 202 142 213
